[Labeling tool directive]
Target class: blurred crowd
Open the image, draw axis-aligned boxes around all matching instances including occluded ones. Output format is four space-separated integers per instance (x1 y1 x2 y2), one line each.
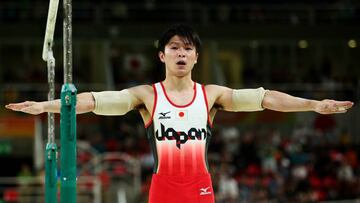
209 125 359 202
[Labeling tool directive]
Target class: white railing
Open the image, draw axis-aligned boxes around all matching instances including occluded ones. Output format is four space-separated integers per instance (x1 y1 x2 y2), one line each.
0 176 101 203
79 152 142 193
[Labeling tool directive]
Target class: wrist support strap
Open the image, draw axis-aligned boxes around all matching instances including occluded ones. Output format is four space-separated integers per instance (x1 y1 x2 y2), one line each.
232 87 267 111
91 90 136 115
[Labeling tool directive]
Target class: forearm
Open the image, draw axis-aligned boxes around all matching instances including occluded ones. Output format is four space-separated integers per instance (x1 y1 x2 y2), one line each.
40 99 61 113
262 90 319 112
41 92 95 114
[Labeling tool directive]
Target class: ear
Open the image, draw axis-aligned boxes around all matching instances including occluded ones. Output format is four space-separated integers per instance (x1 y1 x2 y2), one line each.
158 51 165 63
195 52 199 64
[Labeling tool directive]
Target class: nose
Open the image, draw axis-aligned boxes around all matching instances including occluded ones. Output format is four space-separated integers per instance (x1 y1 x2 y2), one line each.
177 48 186 57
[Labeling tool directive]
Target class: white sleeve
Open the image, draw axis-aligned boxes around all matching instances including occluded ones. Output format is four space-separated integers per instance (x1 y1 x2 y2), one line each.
232 87 267 111
91 90 136 115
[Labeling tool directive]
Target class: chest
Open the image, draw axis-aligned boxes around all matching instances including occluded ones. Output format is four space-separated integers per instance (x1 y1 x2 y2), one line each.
163 90 195 106
152 82 208 129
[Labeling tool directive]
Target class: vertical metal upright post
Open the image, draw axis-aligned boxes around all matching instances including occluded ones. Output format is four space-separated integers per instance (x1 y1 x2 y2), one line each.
60 0 77 202
45 50 58 203
42 0 60 202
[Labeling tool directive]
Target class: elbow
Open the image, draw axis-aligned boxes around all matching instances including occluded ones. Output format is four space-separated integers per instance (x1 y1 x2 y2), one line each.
261 90 285 111
84 101 95 112
76 102 95 114
261 90 273 110
76 93 95 114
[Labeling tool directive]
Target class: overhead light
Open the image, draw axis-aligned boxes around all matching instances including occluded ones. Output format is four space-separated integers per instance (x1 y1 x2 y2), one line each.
348 39 357 48
298 40 308 49
249 40 259 49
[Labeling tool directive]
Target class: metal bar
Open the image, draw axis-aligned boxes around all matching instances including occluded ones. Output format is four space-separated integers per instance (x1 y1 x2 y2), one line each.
42 0 60 202
47 50 55 144
61 0 77 202
63 0 73 84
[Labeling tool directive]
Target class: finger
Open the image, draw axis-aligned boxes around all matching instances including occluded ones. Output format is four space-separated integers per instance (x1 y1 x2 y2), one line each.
336 101 354 110
6 101 36 109
335 101 354 106
5 103 26 111
321 109 347 114
333 110 347 114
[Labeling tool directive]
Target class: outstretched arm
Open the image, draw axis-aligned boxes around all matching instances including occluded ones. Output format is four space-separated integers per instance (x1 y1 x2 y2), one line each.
5 92 96 115
262 90 354 114
5 88 145 116
205 85 354 114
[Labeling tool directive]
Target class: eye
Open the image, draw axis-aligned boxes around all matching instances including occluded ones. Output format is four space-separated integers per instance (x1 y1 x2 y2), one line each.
185 47 193 51
171 47 178 50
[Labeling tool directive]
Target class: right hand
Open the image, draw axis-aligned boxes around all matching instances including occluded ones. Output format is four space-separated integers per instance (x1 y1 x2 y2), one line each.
314 99 354 114
5 101 45 115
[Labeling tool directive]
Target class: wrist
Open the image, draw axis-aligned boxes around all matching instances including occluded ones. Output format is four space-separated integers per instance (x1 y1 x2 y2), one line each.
310 100 320 112
40 100 59 113
39 101 48 113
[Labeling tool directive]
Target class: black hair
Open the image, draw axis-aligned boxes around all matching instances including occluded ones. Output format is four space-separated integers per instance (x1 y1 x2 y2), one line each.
156 24 202 53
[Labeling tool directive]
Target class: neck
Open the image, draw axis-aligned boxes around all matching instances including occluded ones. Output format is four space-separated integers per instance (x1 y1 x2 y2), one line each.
162 75 193 91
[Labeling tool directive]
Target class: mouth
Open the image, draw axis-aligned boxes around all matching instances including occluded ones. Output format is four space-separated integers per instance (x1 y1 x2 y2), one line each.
176 60 186 66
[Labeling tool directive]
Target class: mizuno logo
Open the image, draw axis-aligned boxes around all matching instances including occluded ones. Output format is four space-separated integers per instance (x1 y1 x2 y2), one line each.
158 111 171 119
200 187 212 195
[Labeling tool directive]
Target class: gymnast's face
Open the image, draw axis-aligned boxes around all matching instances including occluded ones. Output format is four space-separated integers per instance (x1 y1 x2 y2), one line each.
158 35 198 77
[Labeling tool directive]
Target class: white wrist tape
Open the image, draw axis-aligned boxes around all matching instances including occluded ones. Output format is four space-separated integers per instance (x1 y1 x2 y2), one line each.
232 87 267 111
91 90 136 115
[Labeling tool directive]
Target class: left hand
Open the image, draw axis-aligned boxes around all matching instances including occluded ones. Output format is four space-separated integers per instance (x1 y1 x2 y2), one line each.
315 99 354 114
5 101 45 115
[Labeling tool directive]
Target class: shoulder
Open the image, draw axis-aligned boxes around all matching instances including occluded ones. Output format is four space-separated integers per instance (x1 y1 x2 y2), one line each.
126 84 155 110
204 84 232 96
203 84 233 110
204 84 224 90
128 84 154 99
